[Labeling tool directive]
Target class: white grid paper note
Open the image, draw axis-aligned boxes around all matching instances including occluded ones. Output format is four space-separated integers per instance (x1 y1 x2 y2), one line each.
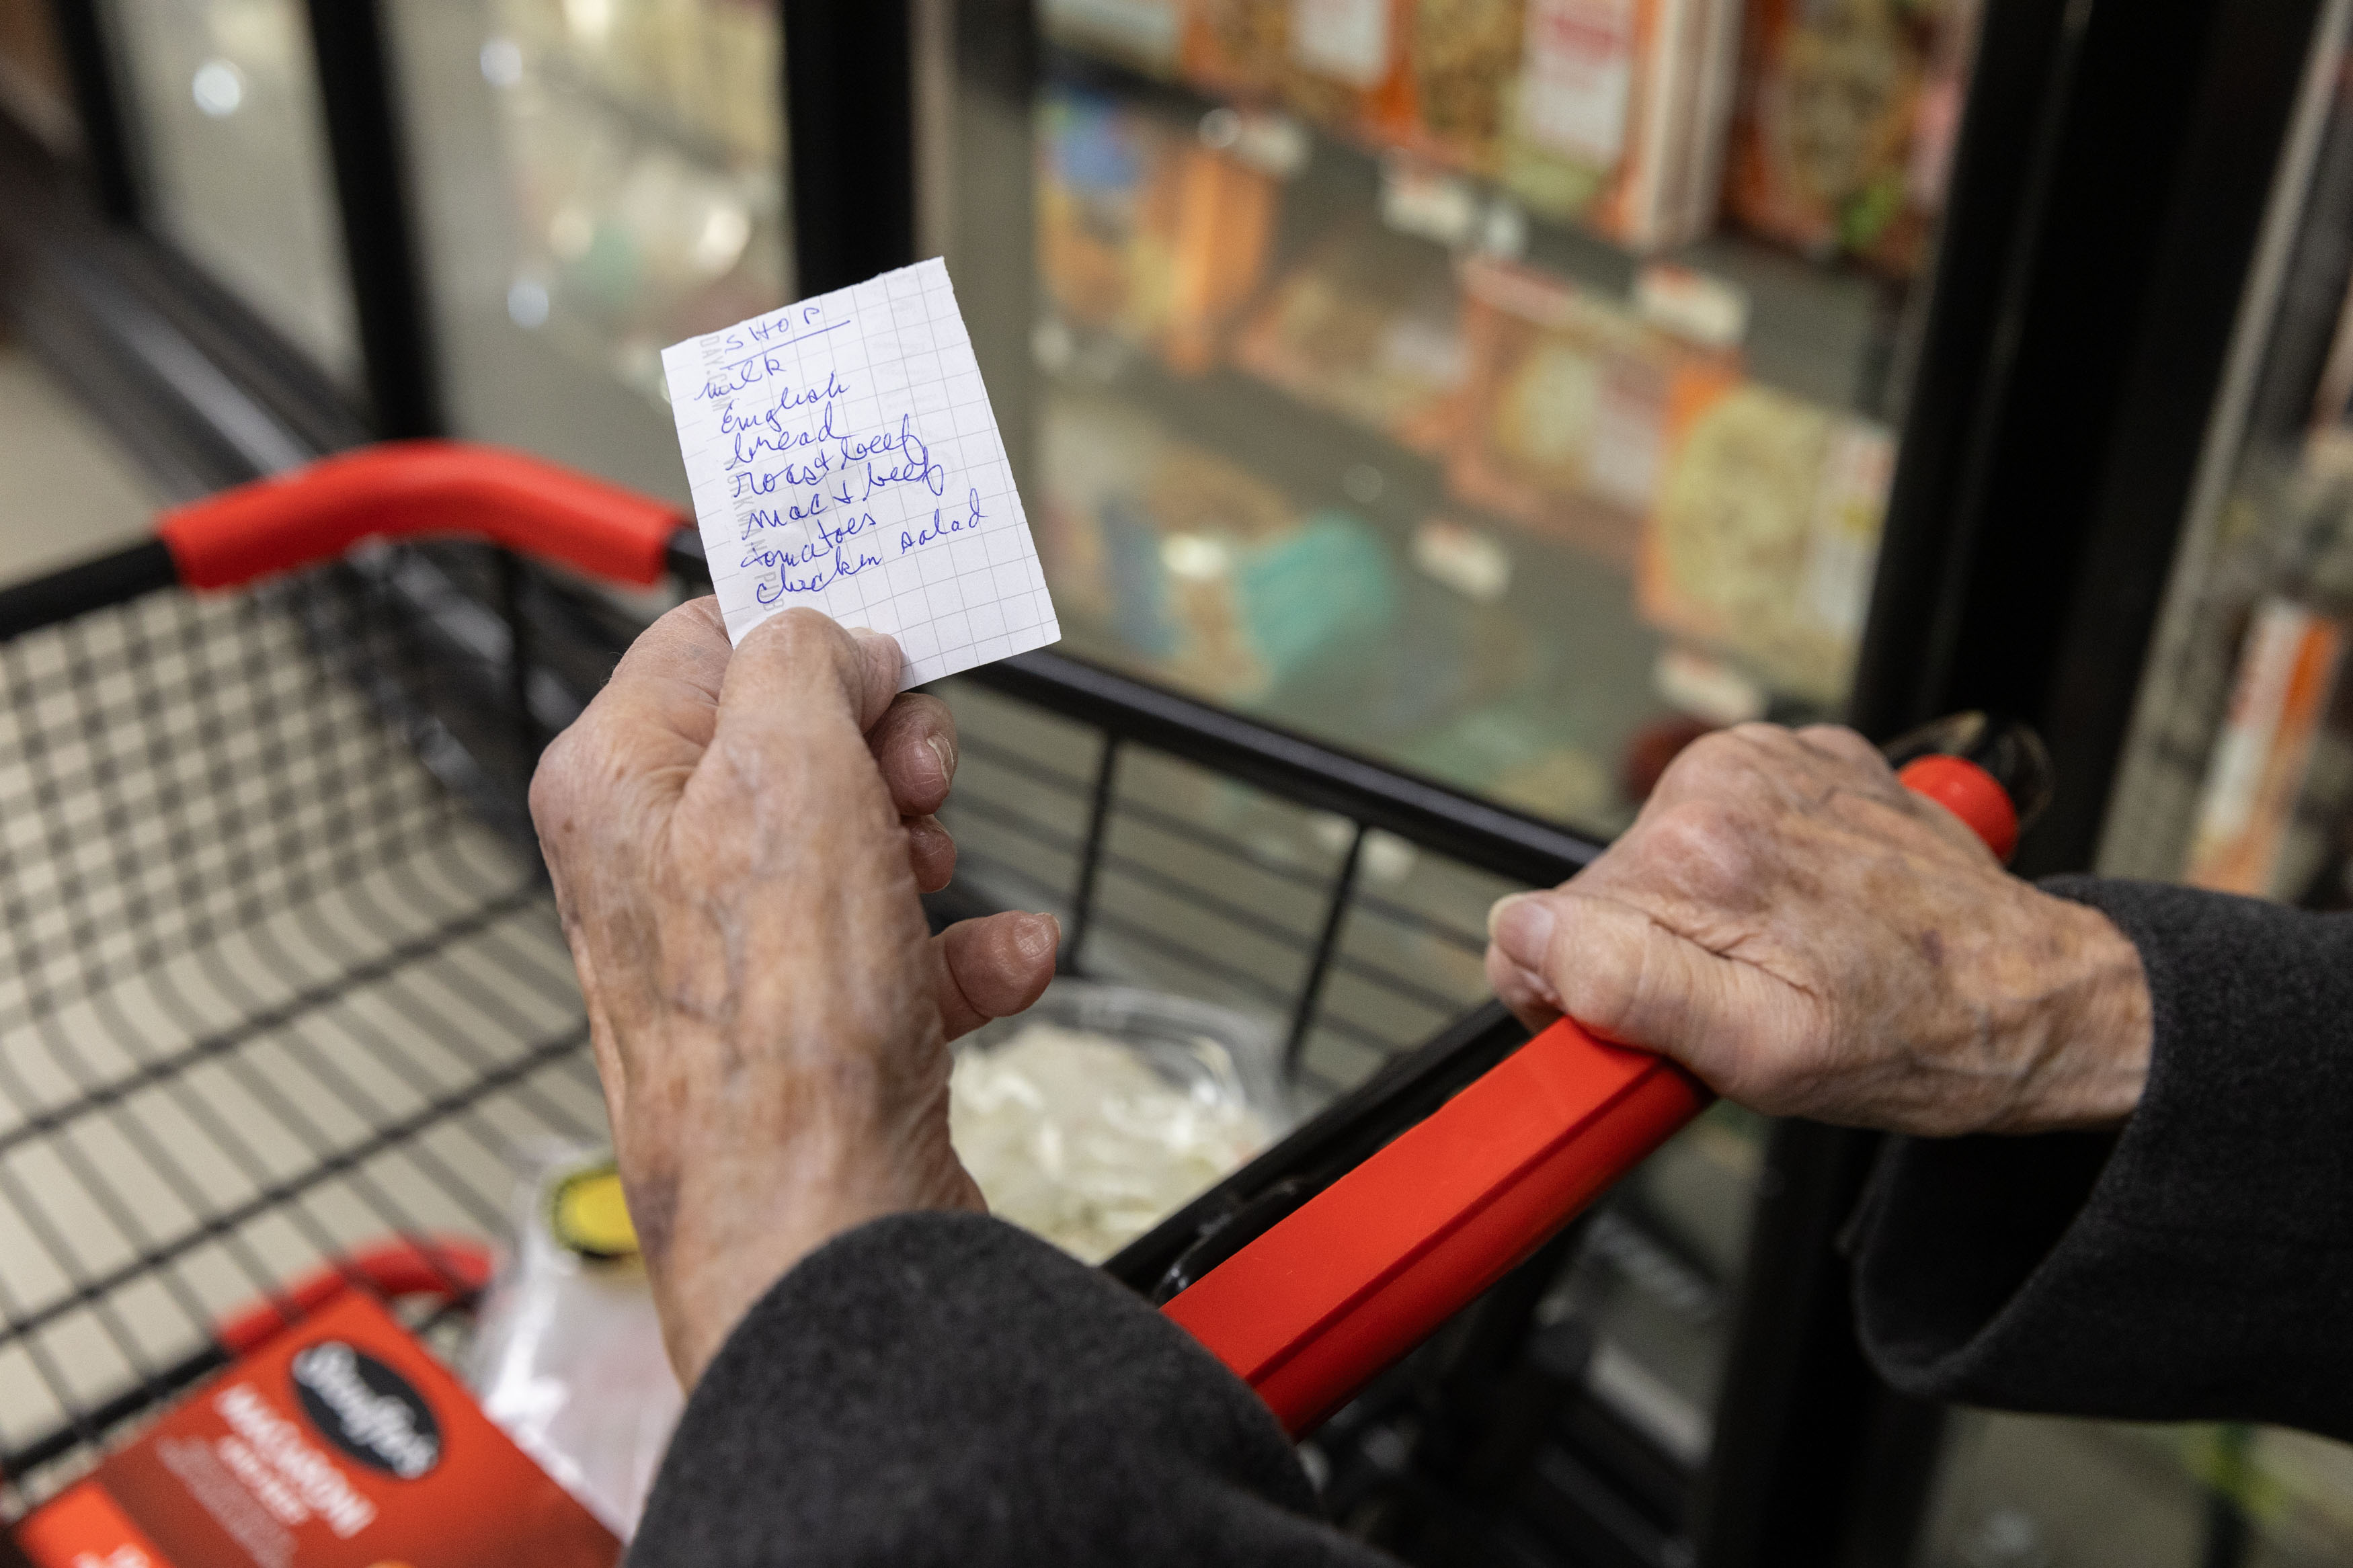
661 258 1060 686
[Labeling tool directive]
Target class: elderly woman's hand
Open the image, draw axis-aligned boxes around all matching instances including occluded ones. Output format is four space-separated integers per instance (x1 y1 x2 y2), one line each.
530 602 1057 1387
1486 724 2153 1138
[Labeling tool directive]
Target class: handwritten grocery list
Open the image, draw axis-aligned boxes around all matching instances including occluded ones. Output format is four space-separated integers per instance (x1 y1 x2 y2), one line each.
661 258 1060 687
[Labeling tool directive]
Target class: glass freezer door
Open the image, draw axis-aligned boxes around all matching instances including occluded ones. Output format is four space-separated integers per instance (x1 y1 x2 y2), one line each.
98 0 362 387
384 0 791 503
949 0 1975 848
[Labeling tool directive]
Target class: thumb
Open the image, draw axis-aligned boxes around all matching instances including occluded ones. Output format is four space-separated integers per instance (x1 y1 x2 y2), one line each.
932 911 1060 1040
1487 889 1798 1102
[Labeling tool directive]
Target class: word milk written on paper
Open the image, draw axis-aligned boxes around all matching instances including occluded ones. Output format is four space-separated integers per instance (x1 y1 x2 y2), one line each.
662 257 1060 687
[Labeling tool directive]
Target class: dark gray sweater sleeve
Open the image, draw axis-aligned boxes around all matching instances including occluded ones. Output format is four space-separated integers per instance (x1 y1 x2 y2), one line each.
1853 876 2353 1439
629 1210 1392 1567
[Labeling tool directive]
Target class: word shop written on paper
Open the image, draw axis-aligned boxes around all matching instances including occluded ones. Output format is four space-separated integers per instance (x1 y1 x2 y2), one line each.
662 258 1060 688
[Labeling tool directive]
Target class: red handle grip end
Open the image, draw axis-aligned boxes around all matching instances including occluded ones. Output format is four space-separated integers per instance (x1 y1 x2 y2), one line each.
158 442 686 591
1895 754 2020 862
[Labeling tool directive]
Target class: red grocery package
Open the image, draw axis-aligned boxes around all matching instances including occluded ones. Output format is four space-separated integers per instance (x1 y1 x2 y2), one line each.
13 1291 619 1568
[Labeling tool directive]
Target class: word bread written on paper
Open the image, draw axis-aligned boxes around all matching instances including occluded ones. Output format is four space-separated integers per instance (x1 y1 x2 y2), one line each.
661 257 1060 687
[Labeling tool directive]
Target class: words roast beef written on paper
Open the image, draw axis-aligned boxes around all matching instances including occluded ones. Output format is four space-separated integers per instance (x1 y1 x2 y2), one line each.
661 258 1060 688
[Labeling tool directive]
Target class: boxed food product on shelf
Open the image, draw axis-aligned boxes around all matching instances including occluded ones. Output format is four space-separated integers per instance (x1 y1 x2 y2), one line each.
1449 257 1741 566
1039 89 1281 374
1232 224 1470 453
1725 0 1978 274
1185 0 1418 145
1636 380 1893 703
1040 399 1400 703
1408 0 1528 173
2184 596 2349 897
1498 0 1747 251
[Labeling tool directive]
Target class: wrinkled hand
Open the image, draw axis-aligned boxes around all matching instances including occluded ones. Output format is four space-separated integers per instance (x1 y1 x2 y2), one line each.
530 602 1058 1387
1485 724 2151 1137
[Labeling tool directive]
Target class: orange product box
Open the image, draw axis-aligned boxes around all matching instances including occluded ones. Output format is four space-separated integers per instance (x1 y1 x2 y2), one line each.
1725 0 1977 276
2186 597 2350 897
13 1291 620 1568
1162 142 1282 373
1636 376 1893 704
1448 257 1739 566
1037 92 1279 374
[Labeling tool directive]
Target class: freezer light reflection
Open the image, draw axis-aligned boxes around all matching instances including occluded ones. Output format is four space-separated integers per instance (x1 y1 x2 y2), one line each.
508 279 551 329
192 59 245 118
563 0 616 43
480 38 524 89
693 206 752 276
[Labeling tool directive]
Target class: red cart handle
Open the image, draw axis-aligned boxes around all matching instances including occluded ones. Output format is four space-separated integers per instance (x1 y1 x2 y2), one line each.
1164 750 2024 1436
157 441 686 591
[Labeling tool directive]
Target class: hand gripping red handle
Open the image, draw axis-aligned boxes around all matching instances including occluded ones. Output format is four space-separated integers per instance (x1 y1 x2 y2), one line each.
1163 753 2022 1436
157 440 687 590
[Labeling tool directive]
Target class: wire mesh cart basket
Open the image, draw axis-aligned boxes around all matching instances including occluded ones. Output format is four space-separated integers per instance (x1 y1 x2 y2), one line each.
0 445 684 1506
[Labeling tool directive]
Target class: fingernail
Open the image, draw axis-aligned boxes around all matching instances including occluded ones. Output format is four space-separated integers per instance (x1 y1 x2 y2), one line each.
926 734 957 786
1488 894 1555 968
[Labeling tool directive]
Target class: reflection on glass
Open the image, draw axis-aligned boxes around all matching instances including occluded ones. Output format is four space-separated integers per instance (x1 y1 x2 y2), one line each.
982 1 1975 843
479 0 786 398
104 0 359 384
387 0 789 500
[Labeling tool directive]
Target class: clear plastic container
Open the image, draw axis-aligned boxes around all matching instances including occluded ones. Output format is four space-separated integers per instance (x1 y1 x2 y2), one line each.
951 980 1294 1263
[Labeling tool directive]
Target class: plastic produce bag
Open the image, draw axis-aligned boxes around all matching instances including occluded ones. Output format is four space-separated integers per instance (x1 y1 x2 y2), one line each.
467 1146 682 1541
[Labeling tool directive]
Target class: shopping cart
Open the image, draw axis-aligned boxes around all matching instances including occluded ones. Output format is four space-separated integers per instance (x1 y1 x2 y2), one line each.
0 441 2040 1525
